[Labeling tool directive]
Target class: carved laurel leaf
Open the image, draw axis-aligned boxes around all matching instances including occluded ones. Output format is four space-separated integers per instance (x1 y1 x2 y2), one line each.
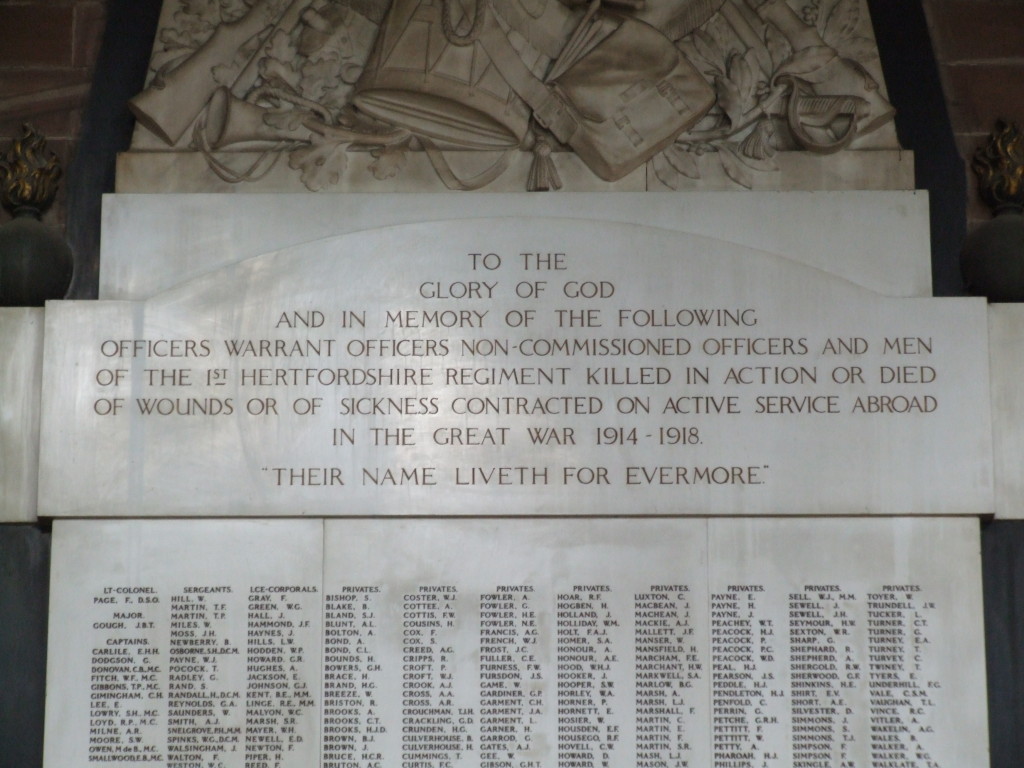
217 0 250 24
167 5 216 49
340 62 364 85
715 74 745 130
764 24 793 73
717 50 758 130
300 55 338 102
692 30 727 77
151 51 192 83
369 145 408 180
652 152 683 190
664 144 701 179
704 17 737 60
260 57 303 92
322 85 357 113
211 63 235 86
774 46 838 82
265 29 298 72
677 38 720 79
835 36 879 63
182 0 217 19
744 46 769 86
716 142 754 189
811 0 833 35
288 135 348 191
178 1 217 27
301 52 358 111
160 25 210 51
824 0 860 44
730 52 755 103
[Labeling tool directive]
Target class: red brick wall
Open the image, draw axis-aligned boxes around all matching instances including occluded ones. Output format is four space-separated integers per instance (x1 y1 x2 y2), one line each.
923 0 1024 228
0 0 107 228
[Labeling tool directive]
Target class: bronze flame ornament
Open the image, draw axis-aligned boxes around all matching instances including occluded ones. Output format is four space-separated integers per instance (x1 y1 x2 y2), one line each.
972 120 1024 212
961 121 1024 302
0 125 73 306
0 124 63 214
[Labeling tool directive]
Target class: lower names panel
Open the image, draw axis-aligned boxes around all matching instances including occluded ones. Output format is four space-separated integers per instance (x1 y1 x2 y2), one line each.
44 518 987 768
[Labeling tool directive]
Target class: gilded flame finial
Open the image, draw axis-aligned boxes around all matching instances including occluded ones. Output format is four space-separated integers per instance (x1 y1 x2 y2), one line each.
0 124 62 216
973 120 1024 213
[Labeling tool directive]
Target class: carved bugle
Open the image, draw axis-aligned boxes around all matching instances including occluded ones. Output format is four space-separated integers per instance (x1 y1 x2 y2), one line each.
130 0 306 146
202 87 312 149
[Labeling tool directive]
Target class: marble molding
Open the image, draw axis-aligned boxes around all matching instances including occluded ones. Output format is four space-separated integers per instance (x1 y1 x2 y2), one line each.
114 149 915 194
988 304 1024 518
99 192 934 300
0 308 44 523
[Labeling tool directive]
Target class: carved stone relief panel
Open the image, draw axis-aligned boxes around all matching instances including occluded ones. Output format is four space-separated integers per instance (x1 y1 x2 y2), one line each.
123 0 904 193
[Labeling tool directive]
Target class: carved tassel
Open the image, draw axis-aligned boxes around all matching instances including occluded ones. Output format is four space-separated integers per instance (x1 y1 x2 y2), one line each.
527 139 561 192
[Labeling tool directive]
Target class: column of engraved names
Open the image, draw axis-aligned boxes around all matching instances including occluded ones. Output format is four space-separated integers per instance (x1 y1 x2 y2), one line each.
633 585 701 768
710 586 786 768
322 587 385 768
787 585 861 768
478 586 541 768
401 586 471 767
167 586 241 768
556 585 623 768
244 586 318 768
866 586 941 767
87 585 164 763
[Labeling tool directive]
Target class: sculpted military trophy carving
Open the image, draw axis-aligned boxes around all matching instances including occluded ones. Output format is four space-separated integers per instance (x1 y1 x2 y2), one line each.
130 0 895 191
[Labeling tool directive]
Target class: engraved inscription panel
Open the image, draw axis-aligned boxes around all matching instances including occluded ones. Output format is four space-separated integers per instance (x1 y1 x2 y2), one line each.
39 219 992 517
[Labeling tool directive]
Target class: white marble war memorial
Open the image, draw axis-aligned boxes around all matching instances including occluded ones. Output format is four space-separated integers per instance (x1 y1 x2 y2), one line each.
0 2 1010 768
